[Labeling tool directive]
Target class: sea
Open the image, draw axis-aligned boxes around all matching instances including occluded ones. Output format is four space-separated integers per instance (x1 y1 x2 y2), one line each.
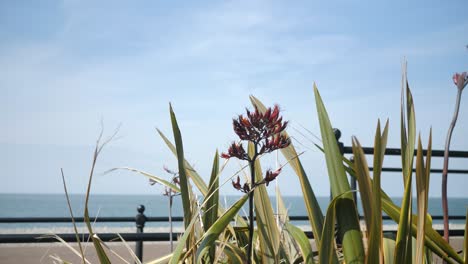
0 194 466 233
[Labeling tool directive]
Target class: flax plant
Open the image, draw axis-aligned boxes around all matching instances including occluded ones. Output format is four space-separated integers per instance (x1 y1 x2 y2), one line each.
59 66 468 264
221 105 290 263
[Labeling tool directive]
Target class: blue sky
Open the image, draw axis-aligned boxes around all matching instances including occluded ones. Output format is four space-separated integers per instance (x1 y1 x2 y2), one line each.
1 0 468 197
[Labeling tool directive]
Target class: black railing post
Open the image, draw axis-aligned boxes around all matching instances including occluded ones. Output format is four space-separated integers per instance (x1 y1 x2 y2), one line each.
135 205 147 263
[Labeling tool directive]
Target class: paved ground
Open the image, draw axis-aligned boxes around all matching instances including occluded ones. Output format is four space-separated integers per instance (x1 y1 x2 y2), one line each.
0 241 173 263
0 237 464 263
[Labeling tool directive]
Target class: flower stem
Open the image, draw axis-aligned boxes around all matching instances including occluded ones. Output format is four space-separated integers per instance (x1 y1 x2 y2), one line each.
442 88 463 244
247 159 255 264
247 144 258 264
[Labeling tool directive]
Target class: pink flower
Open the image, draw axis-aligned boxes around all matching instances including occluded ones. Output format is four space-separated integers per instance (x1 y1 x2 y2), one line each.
232 176 242 190
453 72 468 90
228 105 290 160
220 153 231 159
221 142 248 160
264 168 282 186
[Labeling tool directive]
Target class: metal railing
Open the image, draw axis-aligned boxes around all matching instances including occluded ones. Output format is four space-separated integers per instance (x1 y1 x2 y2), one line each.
333 128 468 203
0 208 466 260
1 129 466 261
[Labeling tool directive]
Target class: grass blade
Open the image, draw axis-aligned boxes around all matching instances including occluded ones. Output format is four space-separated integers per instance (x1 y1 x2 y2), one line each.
146 254 173 264
314 85 364 264
42 234 91 264
344 153 462 263
61 169 86 264
169 103 193 248
371 119 389 263
157 128 248 228
202 150 220 262
285 223 314 264
351 137 373 233
197 194 249 262
319 194 353 264
220 241 247 264
415 131 432 264
108 167 181 193
169 210 199 264
394 76 416 264
352 136 381 264
83 130 118 264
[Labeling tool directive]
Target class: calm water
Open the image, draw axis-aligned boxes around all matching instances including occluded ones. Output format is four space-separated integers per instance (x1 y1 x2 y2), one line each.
0 194 466 229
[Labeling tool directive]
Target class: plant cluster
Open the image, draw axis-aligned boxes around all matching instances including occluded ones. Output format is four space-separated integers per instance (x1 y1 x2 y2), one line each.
57 68 467 264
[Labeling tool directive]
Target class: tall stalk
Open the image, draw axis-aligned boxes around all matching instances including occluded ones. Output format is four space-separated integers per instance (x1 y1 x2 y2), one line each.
442 72 467 245
222 105 290 263
157 166 180 252
247 159 255 264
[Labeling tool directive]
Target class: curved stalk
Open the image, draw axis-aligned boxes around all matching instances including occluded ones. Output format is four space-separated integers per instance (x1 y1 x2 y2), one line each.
442 88 463 243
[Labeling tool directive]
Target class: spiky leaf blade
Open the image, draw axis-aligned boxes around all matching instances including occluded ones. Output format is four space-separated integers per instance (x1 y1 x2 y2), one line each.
249 95 326 251
314 85 364 264
285 223 314 264
197 194 249 262
352 136 381 264
169 104 193 251
202 150 220 262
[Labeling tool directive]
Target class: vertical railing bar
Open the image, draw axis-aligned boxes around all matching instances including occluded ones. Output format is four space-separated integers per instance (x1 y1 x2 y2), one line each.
135 205 147 263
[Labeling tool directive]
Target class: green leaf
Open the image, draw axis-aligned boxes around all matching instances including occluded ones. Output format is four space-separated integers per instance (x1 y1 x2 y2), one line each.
320 194 354 264
220 241 247 264
344 153 462 263
285 223 314 264
381 195 461 264
157 128 248 227
415 131 432 264
169 103 193 248
383 236 396 264
83 145 111 264
276 185 289 224
197 194 249 262
169 211 199 264
394 79 416 264
250 95 326 250
108 167 181 193
352 136 381 264
351 137 373 233
202 150 220 262
405 83 416 181
314 85 364 264
370 119 389 264
146 254 173 264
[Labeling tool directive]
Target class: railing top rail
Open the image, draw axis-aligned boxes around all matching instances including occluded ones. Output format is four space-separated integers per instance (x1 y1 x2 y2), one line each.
0 228 466 244
0 215 465 223
0 216 184 223
342 146 468 158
